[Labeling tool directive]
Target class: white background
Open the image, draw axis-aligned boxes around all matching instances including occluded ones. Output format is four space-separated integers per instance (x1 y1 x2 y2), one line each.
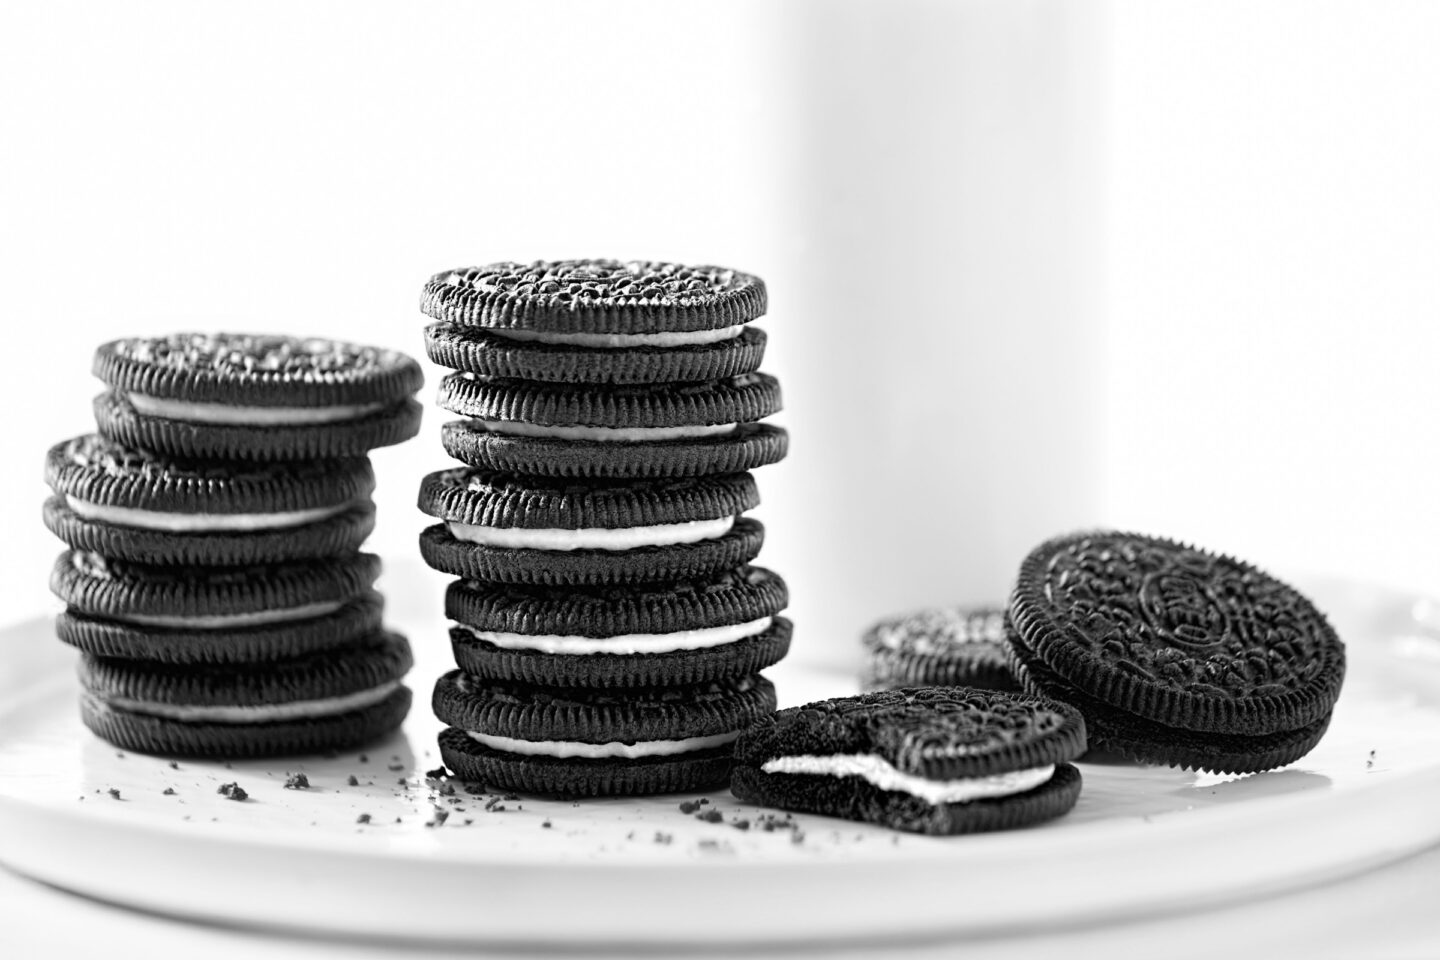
2 1 1438 667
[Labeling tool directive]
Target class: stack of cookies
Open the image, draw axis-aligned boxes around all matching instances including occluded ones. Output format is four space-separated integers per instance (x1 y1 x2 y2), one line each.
417 260 791 796
43 333 424 758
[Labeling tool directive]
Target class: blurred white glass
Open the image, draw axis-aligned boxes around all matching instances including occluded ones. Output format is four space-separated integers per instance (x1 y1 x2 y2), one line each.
760 0 1109 670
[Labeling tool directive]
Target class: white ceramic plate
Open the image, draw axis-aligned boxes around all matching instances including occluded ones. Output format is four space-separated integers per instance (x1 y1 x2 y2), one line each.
2 576 1439 947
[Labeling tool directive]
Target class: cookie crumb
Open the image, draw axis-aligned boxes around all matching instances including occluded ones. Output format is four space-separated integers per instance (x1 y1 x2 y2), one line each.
697 809 723 824
678 800 701 814
359 754 369 763
357 813 371 824
283 773 311 790
653 832 673 845
731 819 750 831
346 775 359 787
107 787 121 800
425 766 448 780
217 782 248 802
162 787 176 796
542 820 553 829
168 761 180 770
426 809 450 828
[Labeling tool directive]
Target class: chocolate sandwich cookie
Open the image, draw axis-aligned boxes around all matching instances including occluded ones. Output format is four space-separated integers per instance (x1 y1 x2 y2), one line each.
445 565 790 688
79 631 413 757
418 467 764 585
437 373 786 479
434 671 776 796
424 321 768 385
50 551 381 636
44 434 375 566
55 590 384 664
1007 530 1347 774
420 260 767 336
93 333 423 461
730 687 1086 835
861 604 1019 693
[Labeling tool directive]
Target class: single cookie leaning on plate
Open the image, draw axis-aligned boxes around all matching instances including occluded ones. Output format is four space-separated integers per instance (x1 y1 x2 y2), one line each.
1006 530 1347 774
860 604 1020 693
43 434 376 565
730 687 1086 835
437 372 786 479
445 565 791 688
420 260 768 385
433 672 776 796
93 333 423 461
78 631 413 757
417 467 764 585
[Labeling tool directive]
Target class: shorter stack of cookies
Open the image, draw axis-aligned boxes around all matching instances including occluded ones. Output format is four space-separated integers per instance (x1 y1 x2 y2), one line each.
43 333 423 758
417 260 790 796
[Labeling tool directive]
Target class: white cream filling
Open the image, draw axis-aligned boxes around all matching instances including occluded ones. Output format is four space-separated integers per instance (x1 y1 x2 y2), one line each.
488 324 747 349
127 393 387 425
65 495 352 533
445 515 733 551
466 729 739 759
471 419 738 442
456 616 772 655
760 755 1055 806
107 680 401 724
113 600 345 629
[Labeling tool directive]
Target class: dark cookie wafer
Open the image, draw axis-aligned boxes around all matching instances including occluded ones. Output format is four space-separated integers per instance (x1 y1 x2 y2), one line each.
420 260 766 335
861 604 1019 693
50 551 381 627
56 591 384 664
441 420 788 479
446 566 789 686
93 333 422 461
78 631 413 758
418 468 763 584
424 321 768 384
44 434 376 565
730 687 1086 835
1007 530 1346 773
436 371 780 430
433 671 776 796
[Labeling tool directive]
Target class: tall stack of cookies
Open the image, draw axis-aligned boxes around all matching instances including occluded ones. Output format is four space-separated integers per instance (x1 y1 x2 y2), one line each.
42 333 423 758
417 260 791 796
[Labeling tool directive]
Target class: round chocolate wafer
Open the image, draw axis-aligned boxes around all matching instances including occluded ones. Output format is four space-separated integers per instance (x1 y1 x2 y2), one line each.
418 468 763 584
92 333 423 460
420 260 766 335
55 591 384 664
860 604 1019 693
78 631 413 758
729 687 1086 835
1006 530 1347 773
440 420 789 479
50 551 381 626
433 671 776 796
424 321 768 384
444 566 788 686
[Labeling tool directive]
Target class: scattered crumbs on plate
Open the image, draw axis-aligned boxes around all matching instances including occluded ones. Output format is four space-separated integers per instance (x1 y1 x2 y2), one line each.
217 782 248 802
284 773 311 790
731 819 750 831
653 832 673 846
463 782 487 796
394 816 402 823
1368 749 1376 769
484 797 505 812
426 808 450 828
356 813 372 824
346 775 359 787
697 839 734 854
678 799 701 814
397 777 408 787
107 787 121 800
437 782 456 797
696 809 722 824
162 787 176 796
168 761 179 770
463 818 473 826
542 820 553 829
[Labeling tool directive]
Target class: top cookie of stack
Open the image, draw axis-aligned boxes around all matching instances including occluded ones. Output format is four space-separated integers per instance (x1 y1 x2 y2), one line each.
418 259 790 797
